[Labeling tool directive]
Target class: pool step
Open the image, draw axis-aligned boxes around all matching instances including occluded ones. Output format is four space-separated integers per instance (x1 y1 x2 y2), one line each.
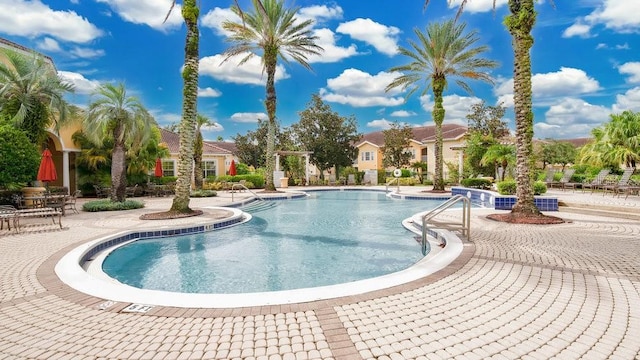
241 200 279 213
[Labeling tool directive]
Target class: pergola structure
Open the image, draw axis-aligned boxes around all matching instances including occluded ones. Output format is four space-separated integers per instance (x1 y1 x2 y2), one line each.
274 151 313 186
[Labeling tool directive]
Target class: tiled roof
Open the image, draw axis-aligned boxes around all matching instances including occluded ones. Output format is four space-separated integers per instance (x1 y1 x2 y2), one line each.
159 128 235 155
0 37 56 70
356 124 468 147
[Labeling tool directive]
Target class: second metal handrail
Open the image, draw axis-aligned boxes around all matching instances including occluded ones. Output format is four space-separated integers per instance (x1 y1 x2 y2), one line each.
230 183 264 202
421 194 470 255
385 178 400 192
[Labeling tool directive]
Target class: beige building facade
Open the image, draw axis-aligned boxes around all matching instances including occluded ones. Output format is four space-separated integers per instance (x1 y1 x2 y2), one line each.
354 124 467 180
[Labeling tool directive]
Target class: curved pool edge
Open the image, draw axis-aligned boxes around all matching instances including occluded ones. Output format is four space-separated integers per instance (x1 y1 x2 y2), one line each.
55 198 465 309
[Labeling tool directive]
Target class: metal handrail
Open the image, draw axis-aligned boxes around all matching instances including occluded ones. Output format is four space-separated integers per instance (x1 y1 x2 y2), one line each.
230 183 264 202
420 194 470 255
385 178 400 192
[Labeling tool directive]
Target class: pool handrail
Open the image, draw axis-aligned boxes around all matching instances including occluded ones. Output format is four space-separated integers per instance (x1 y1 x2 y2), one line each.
385 177 400 192
230 183 264 203
421 194 470 255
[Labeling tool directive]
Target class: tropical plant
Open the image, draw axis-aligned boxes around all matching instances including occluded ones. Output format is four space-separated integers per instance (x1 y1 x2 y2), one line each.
165 0 200 214
386 19 497 191
0 48 75 146
83 83 153 202
292 94 359 180
425 0 553 217
381 122 414 169
480 143 515 182
222 0 323 191
578 110 640 169
0 125 40 189
466 101 509 139
194 114 215 190
541 141 577 170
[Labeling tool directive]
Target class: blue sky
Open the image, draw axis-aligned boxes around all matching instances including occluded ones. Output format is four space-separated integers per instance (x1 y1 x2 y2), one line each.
1 0 639 141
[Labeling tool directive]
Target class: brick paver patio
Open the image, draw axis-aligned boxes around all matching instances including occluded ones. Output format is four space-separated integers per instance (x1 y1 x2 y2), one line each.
0 187 639 360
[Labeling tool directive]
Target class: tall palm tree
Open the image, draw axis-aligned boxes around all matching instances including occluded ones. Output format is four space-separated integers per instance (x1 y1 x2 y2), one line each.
424 0 552 216
194 113 215 190
165 0 200 213
0 48 75 146
386 19 497 191
480 143 515 182
83 83 153 202
222 0 323 191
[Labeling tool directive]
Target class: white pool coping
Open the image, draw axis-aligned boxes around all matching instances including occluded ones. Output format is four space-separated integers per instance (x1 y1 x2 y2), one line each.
55 206 464 309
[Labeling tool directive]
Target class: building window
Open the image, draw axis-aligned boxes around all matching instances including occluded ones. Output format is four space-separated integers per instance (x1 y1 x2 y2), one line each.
406 148 416 160
161 160 175 177
361 151 375 161
202 160 217 179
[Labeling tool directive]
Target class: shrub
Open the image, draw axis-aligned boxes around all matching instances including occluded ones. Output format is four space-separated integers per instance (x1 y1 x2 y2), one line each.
496 180 516 195
215 174 264 188
82 199 144 212
377 169 386 184
190 189 217 197
400 169 412 177
149 176 178 185
461 178 492 190
0 125 40 189
533 181 547 195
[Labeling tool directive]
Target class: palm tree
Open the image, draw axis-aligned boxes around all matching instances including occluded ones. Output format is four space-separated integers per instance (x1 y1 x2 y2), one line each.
579 111 640 169
222 0 323 191
83 83 153 202
424 0 551 216
165 0 200 213
194 114 216 190
0 48 75 146
480 143 515 182
386 19 497 191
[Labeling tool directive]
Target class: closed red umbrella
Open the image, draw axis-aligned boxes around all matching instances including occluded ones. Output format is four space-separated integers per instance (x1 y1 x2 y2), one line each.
154 158 163 177
37 149 57 184
229 159 237 176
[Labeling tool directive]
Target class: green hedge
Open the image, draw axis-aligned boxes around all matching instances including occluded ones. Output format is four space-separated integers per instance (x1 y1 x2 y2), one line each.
190 190 217 197
82 199 144 212
214 174 265 188
497 180 547 195
461 178 492 189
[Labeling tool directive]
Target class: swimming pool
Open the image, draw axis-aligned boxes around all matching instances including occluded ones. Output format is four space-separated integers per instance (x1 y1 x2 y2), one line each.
101 191 442 294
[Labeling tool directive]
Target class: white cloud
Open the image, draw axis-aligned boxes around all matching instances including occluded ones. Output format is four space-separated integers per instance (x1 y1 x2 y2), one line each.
0 0 103 43
390 110 416 117
320 68 405 107
297 4 343 24
366 119 394 130
308 28 359 63
57 71 101 94
566 0 640 38
420 94 482 125
201 7 241 36
202 123 224 132
336 18 400 56
447 0 508 13
198 87 222 98
495 67 601 107
619 62 640 83
199 53 289 85
612 87 640 113
535 98 612 138
95 0 183 31
230 112 267 123
584 0 640 33
69 47 105 59
37 37 62 52
563 22 592 38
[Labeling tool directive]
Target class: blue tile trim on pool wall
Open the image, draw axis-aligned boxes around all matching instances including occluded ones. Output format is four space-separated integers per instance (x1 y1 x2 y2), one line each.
80 216 244 264
451 187 558 211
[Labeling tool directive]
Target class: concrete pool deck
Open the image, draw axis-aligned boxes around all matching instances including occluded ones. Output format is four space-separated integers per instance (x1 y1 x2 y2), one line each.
1 186 639 359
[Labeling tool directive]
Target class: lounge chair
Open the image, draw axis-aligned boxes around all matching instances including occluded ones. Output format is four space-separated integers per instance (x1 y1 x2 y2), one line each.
0 205 17 231
543 168 557 187
549 168 575 190
580 169 611 193
602 167 635 196
347 174 356 185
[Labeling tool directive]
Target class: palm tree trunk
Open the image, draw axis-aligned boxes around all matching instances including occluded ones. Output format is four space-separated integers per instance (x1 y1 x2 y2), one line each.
171 0 199 213
110 123 127 202
432 76 446 191
507 0 540 215
264 48 278 191
194 132 203 190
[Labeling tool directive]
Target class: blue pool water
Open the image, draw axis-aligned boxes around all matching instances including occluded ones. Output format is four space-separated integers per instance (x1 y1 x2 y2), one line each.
102 191 444 294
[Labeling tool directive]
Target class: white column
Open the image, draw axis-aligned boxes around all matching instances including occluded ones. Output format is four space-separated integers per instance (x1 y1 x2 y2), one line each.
305 154 310 186
275 153 280 171
62 151 70 191
458 150 463 184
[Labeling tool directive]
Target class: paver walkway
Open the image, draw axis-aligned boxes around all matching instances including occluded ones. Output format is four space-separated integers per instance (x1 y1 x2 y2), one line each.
0 187 639 360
